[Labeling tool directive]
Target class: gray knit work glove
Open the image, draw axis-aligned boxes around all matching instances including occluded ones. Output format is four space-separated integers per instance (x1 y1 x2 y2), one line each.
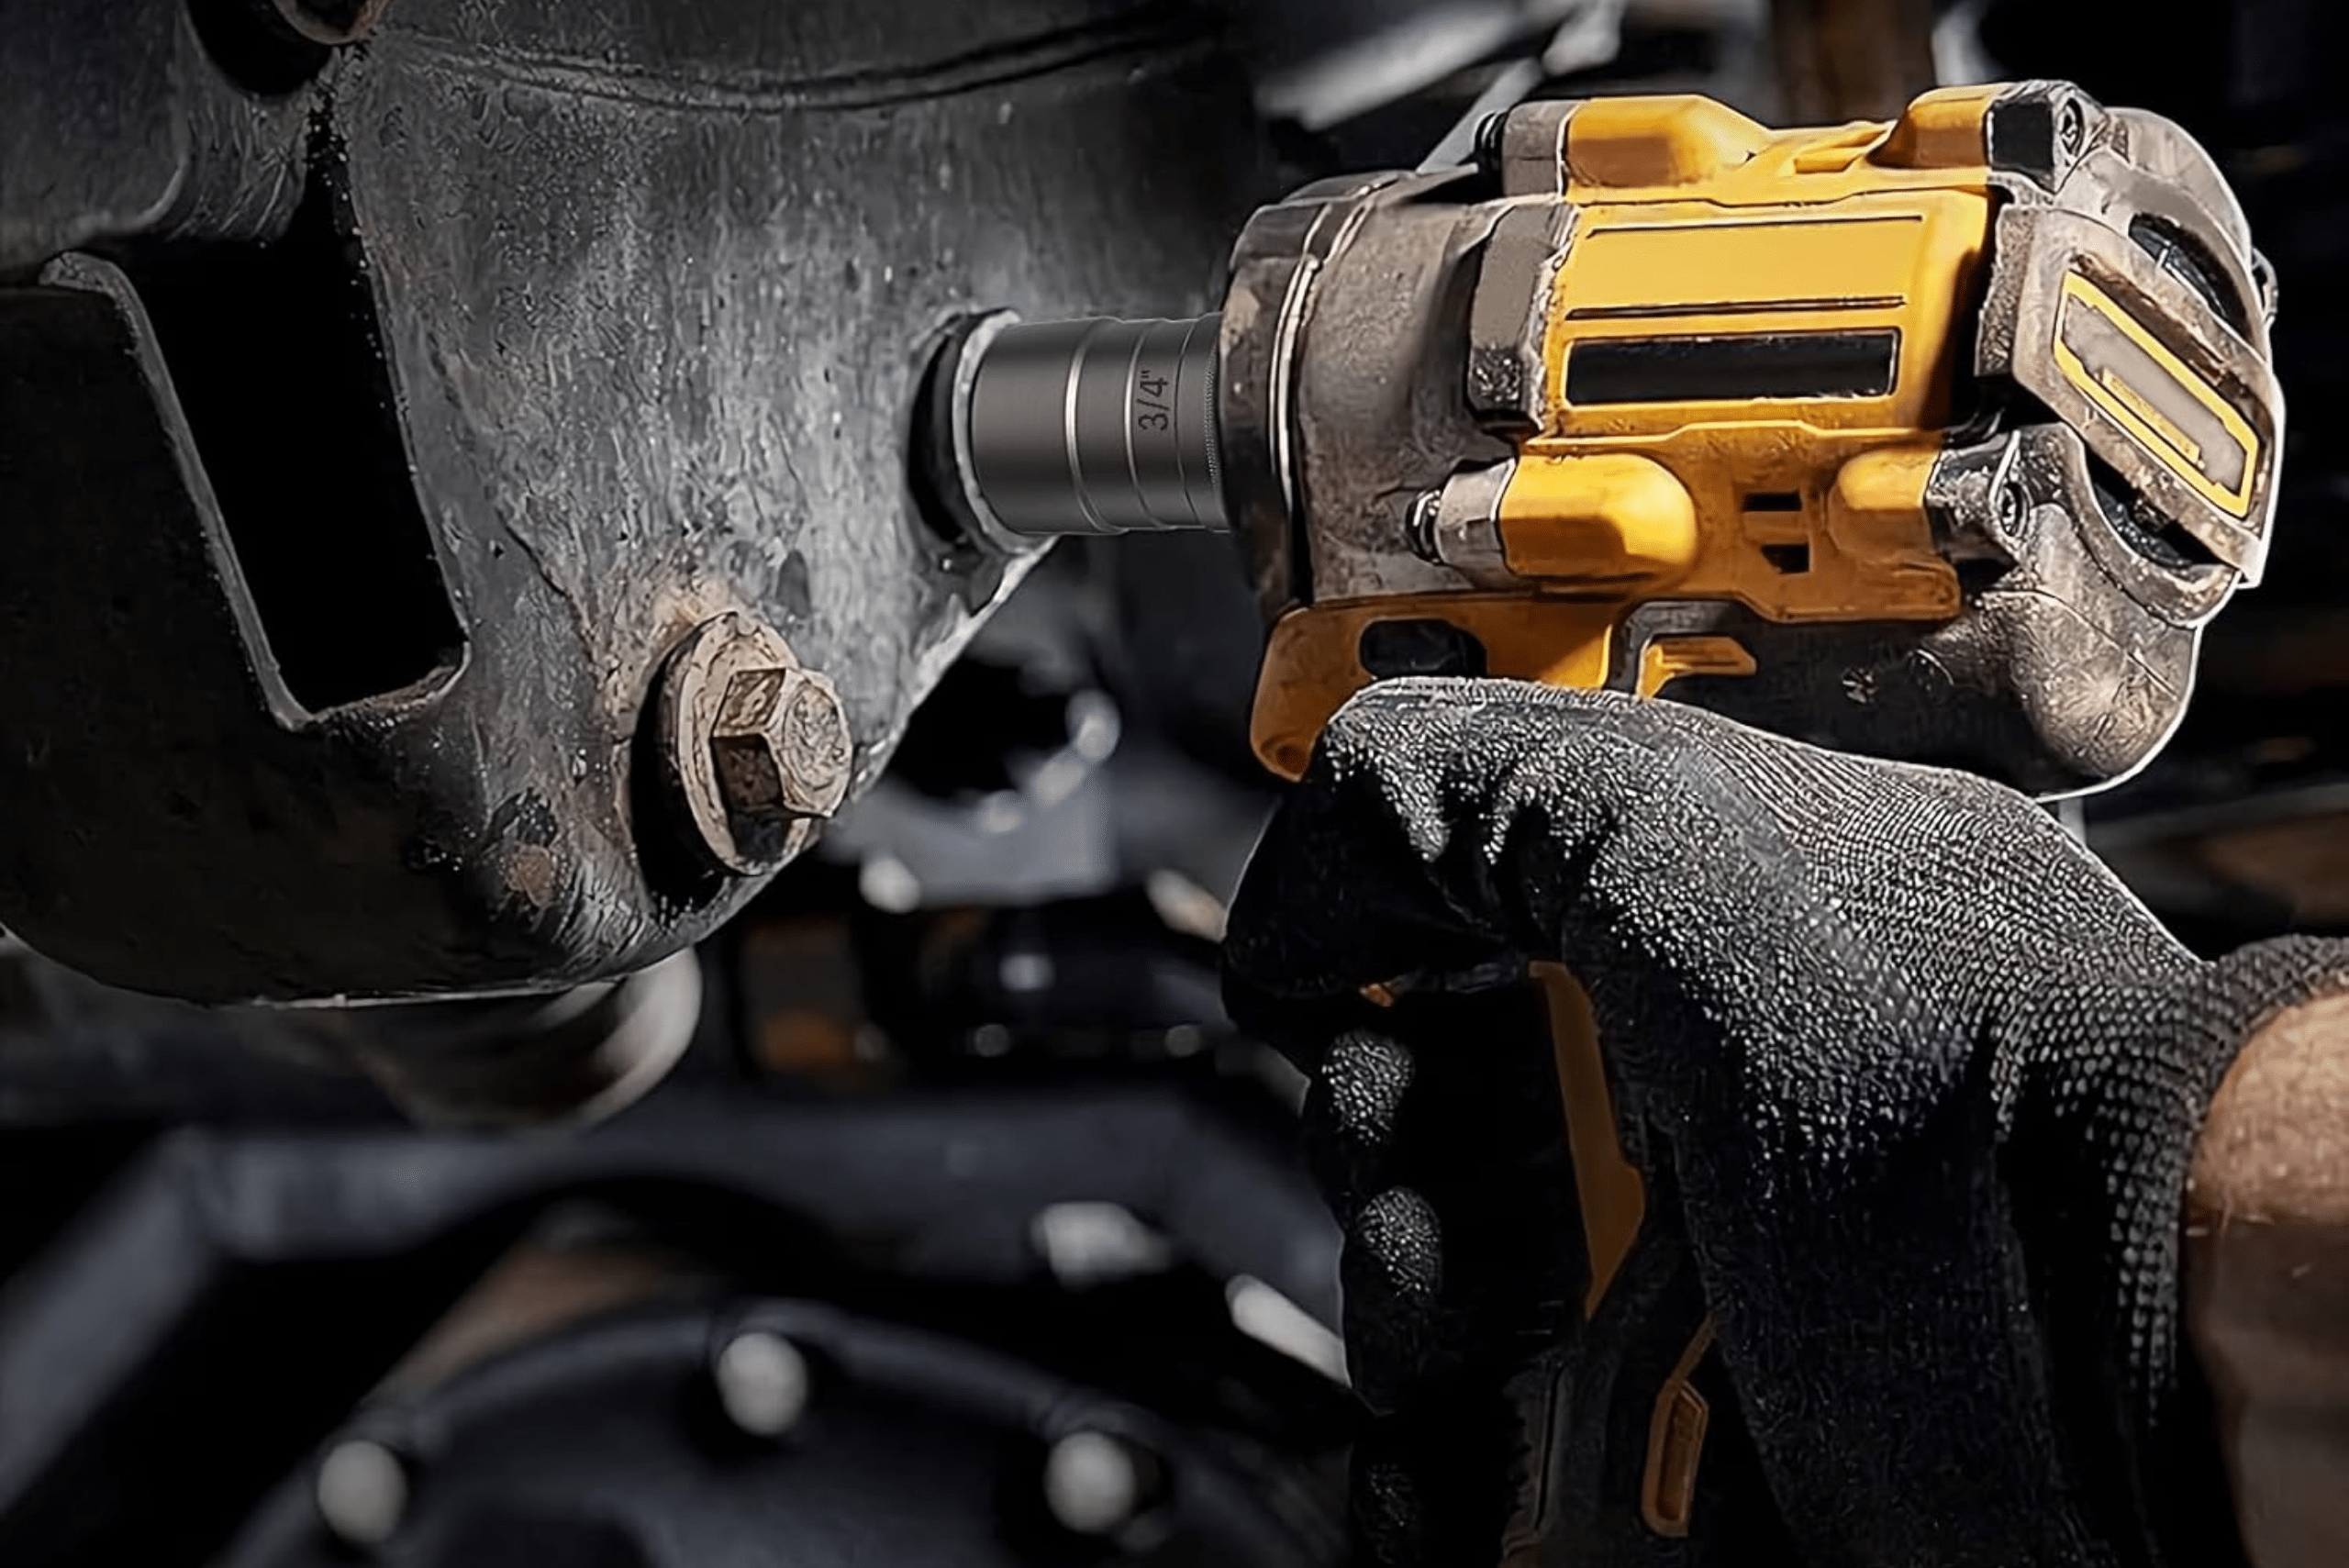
1221 678 2349 1568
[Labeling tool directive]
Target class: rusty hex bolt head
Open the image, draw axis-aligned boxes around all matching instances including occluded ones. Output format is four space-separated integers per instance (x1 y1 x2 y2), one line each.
656 614 855 876
711 666 852 846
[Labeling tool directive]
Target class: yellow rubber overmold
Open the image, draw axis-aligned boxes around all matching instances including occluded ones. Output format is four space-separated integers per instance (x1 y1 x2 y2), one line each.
1249 88 1999 780
1518 88 1995 626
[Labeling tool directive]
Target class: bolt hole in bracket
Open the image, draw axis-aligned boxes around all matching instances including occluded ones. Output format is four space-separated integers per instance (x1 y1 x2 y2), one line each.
187 0 391 95
909 311 1042 562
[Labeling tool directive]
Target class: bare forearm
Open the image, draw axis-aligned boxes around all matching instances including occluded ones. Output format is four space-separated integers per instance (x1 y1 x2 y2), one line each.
2187 990 2349 1568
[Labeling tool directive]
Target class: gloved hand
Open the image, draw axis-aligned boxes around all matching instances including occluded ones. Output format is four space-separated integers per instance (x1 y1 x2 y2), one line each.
1222 678 2349 1568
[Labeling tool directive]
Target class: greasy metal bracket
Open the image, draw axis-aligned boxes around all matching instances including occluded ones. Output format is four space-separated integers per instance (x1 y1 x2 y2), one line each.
0 0 1270 1001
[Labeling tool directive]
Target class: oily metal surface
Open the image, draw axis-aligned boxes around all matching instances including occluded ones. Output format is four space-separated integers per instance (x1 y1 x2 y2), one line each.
0 0 1270 1001
0 2 310 271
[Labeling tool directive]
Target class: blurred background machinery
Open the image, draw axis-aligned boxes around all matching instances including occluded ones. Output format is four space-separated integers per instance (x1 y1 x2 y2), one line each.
3 1 2348 1564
